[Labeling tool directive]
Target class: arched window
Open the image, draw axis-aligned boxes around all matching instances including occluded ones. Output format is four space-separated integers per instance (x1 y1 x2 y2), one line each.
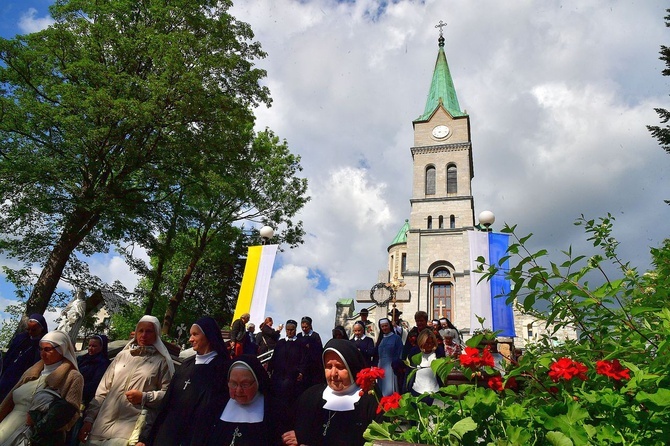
431 267 453 320
450 214 455 229
425 166 436 195
427 216 433 229
447 164 457 194
438 215 444 229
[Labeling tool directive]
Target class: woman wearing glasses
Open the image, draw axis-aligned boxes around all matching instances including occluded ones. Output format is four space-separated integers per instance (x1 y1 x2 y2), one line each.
192 354 274 445
0 330 83 445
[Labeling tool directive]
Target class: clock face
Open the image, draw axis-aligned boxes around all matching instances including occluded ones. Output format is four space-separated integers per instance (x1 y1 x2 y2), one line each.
432 125 450 139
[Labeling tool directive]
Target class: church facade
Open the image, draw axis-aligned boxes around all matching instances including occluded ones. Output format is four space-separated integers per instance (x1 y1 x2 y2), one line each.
335 32 576 348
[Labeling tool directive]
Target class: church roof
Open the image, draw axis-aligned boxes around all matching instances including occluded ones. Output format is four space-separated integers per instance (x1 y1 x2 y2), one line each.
415 35 466 122
390 219 410 246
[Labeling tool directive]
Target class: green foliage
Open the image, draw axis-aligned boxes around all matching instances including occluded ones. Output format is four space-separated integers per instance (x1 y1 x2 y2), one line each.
0 0 296 317
364 215 670 445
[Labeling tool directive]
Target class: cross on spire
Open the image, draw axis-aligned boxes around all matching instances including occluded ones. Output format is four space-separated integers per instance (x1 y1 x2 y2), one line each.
435 20 447 37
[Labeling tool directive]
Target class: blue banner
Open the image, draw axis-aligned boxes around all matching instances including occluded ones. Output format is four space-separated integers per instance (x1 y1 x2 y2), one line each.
488 233 515 337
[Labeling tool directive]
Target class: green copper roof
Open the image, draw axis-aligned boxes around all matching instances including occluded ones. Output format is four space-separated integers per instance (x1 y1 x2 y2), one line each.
390 219 410 246
415 36 466 121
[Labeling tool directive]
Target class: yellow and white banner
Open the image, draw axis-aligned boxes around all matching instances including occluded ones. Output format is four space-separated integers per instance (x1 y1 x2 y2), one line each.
233 244 278 329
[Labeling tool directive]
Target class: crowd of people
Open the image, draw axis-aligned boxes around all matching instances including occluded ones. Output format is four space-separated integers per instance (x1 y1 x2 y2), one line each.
0 309 463 446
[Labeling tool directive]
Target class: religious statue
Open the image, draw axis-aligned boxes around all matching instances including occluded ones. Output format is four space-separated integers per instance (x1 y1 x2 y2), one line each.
57 288 87 343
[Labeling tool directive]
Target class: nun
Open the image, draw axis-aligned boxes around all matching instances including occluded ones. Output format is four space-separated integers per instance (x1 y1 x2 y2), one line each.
79 315 174 445
192 355 274 446
375 318 403 396
140 317 228 446
282 339 381 446
0 330 83 446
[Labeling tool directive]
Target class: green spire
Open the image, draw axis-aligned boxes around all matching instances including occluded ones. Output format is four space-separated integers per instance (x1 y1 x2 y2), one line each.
415 35 465 122
390 219 410 246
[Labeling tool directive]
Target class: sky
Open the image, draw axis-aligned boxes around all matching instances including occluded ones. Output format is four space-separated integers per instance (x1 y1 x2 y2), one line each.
1 0 669 338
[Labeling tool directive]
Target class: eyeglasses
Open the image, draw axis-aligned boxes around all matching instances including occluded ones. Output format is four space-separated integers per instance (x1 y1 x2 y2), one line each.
39 346 56 353
228 381 256 390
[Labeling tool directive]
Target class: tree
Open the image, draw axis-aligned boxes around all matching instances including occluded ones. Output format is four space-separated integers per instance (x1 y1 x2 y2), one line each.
131 128 308 335
648 9 670 204
0 0 272 316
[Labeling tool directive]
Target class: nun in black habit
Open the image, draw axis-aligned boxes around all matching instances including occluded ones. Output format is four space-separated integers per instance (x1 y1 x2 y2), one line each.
192 354 274 446
140 316 228 446
282 339 381 446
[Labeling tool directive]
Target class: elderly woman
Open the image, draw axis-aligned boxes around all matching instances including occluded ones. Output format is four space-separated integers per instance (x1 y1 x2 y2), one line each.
192 354 274 445
375 318 403 396
140 317 227 446
440 328 462 358
0 330 83 446
282 339 381 446
78 315 174 446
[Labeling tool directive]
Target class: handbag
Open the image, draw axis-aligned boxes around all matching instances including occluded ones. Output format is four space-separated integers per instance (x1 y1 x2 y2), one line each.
126 406 147 446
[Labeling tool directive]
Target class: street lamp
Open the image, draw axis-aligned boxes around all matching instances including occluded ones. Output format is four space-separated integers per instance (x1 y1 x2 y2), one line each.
259 225 275 244
477 210 495 232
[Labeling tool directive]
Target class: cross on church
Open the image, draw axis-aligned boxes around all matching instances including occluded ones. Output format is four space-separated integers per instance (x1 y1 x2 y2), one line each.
435 300 446 317
435 20 447 37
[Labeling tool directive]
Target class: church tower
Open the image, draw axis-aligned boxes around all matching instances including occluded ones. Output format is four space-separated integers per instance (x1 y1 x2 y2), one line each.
339 27 575 347
343 26 478 334
400 28 476 327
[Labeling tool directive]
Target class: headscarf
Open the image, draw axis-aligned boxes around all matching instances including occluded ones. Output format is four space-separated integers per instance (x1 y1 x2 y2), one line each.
28 313 48 335
124 315 175 375
41 330 78 371
322 339 366 386
221 355 269 422
331 325 347 339
321 339 366 411
192 316 228 357
227 354 270 395
285 319 298 328
89 334 109 357
300 316 312 327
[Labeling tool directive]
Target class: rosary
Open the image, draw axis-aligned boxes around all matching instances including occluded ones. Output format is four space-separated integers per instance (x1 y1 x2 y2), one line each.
322 411 336 436
229 426 242 446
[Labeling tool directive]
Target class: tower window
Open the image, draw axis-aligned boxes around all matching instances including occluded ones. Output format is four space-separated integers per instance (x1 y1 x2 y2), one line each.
432 283 452 320
450 214 455 229
425 166 436 195
447 164 457 194
427 216 433 229
438 215 444 229
401 253 407 273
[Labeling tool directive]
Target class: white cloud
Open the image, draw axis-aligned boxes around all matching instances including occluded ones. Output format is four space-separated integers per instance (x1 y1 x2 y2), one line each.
2 0 669 339
18 8 54 33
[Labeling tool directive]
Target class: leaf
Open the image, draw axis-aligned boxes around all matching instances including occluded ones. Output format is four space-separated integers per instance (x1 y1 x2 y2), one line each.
363 421 394 441
546 431 574 446
636 388 670 410
449 416 477 439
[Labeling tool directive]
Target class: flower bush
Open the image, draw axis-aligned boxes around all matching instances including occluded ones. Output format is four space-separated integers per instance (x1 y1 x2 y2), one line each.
364 215 670 445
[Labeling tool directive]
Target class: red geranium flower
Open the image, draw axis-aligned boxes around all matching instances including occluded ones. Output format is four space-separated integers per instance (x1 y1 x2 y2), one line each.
459 346 495 370
377 392 402 414
488 376 503 391
481 346 495 368
596 359 630 381
356 367 385 395
548 357 588 382
488 376 518 392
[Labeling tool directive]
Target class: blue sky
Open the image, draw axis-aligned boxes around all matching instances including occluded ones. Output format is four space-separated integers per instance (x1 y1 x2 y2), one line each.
1 0 669 335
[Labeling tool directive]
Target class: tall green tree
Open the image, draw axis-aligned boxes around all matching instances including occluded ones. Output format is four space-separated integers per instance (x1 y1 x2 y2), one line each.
648 8 670 199
0 0 272 316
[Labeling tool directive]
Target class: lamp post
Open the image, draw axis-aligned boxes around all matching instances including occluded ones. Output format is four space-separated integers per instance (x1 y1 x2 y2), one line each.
476 210 495 232
259 225 275 245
